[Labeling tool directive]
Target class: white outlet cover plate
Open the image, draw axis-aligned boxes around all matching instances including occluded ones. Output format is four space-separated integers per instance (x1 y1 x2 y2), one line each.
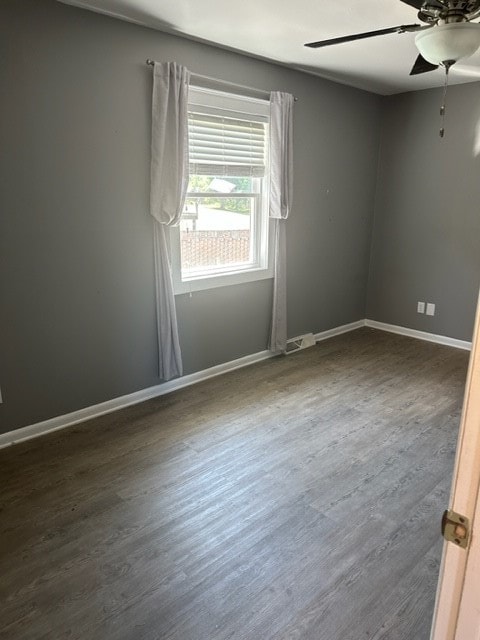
417 301 425 314
426 303 436 316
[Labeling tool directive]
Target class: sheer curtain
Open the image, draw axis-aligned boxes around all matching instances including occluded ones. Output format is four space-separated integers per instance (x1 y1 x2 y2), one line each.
269 91 294 353
150 62 190 380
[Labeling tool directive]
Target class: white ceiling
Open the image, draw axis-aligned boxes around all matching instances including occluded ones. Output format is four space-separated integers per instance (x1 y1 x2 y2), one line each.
59 0 480 94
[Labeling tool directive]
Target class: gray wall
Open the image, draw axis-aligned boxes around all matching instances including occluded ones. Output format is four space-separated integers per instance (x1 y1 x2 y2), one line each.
0 0 382 434
367 83 480 341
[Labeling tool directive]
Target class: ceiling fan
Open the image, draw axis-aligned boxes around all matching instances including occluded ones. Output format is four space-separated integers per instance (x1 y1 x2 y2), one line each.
305 1 480 76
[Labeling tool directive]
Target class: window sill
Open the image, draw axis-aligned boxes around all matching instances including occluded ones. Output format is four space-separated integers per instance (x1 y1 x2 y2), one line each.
173 265 273 295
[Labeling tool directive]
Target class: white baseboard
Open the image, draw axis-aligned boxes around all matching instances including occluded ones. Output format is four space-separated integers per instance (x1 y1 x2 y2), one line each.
0 317 471 449
0 348 274 450
314 319 365 342
285 320 364 355
365 319 472 351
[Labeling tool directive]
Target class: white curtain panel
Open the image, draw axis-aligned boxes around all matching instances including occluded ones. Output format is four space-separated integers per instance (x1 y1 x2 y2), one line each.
150 62 190 380
269 91 294 353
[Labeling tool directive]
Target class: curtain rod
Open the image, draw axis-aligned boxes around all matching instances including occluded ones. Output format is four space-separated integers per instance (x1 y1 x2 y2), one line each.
145 59 298 101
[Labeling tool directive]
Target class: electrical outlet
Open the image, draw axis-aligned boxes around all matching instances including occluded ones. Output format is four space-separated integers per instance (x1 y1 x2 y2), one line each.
426 303 435 316
417 301 425 314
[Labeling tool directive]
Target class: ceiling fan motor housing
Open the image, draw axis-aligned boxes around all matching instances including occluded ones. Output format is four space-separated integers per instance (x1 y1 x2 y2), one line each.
415 22 480 64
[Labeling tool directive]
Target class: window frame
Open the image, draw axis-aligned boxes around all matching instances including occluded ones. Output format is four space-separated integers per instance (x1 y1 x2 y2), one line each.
171 87 273 295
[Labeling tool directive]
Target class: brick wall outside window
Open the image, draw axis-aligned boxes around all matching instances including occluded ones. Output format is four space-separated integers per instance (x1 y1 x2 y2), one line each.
181 230 251 269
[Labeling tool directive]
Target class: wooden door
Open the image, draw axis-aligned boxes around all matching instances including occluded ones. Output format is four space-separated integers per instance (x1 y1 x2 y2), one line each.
431 291 480 639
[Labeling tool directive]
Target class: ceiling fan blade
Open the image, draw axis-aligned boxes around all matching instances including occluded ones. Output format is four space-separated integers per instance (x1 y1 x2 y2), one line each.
409 53 439 75
305 24 423 48
399 0 426 8
399 0 445 9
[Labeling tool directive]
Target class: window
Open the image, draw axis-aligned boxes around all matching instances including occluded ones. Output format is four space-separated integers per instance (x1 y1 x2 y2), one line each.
171 87 272 294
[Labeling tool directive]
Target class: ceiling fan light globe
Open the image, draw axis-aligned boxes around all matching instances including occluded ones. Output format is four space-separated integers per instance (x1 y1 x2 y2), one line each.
415 23 480 65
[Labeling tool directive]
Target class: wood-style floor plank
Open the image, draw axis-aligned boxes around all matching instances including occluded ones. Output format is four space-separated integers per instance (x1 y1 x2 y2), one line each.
0 328 468 639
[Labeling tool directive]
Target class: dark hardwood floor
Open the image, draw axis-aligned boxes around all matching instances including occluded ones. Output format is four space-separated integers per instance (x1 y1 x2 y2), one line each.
0 328 469 640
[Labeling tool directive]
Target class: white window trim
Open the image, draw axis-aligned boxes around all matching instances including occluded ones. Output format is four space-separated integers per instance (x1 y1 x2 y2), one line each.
171 87 273 295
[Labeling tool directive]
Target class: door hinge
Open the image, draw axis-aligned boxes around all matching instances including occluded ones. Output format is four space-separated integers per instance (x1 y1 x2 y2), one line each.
441 509 470 549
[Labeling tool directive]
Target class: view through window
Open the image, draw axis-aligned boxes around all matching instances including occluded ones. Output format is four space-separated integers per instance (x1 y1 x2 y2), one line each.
171 88 271 293
181 174 259 277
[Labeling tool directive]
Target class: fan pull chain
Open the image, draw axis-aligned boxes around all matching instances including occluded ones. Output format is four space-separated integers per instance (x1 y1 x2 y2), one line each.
439 61 453 138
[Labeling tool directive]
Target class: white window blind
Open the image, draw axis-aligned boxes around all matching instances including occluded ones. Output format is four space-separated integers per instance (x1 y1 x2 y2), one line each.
188 112 266 177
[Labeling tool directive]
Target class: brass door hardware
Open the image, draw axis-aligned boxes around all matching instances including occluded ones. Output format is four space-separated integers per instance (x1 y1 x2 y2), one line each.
441 510 469 549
